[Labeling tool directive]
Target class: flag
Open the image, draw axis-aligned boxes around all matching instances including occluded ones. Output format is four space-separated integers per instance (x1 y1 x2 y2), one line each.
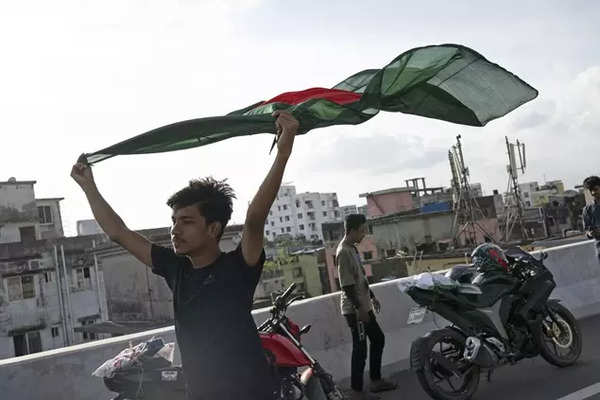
87 44 537 164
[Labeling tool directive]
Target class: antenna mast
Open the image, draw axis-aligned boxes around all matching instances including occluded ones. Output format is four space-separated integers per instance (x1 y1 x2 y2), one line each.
503 136 529 241
449 135 496 247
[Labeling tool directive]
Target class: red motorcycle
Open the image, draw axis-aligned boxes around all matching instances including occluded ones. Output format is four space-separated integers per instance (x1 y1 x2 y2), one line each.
100 283 345 400
258 283 346 400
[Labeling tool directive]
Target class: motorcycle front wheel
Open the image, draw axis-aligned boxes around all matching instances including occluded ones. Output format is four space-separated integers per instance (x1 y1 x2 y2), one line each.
538 302 582 367
412 328 480 400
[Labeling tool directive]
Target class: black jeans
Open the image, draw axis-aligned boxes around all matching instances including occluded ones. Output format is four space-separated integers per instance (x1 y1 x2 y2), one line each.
344 311 385 392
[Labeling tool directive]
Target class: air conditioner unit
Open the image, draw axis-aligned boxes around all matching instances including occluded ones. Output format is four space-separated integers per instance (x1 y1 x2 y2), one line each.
28 260 43 271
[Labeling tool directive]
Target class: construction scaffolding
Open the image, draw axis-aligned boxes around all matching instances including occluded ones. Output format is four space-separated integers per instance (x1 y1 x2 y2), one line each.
449 135 497 246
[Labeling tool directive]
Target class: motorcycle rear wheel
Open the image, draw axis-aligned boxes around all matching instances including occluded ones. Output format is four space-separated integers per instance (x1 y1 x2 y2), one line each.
538 302 582 367
412 328 480 400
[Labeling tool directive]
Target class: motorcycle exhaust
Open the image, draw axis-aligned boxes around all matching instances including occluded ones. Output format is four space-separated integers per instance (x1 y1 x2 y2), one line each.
464 337 499 368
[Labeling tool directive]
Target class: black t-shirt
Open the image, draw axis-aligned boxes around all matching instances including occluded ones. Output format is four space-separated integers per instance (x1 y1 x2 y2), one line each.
151 244 275 400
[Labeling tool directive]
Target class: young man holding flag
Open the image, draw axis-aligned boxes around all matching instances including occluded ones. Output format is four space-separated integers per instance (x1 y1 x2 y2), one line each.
71 111 298 400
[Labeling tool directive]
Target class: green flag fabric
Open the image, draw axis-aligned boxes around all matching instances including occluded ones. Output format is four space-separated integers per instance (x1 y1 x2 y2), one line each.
87 44 538 164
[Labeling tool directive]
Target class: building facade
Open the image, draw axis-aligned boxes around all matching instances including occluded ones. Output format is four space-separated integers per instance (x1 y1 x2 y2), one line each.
264 185 343 242
0 179 109 359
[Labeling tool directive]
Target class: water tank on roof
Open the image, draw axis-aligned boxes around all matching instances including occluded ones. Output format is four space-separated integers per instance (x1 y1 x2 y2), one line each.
8 177 16 183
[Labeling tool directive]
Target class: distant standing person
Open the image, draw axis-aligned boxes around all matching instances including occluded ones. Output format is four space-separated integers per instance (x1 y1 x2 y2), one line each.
336 214 397 400
583 176 600 240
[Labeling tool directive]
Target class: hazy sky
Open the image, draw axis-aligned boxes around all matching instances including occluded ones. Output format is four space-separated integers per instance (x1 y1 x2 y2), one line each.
1 0 598 235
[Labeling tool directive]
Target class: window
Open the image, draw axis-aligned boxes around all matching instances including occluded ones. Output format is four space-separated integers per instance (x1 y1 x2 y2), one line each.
299 224 304 230
19 226 36 243
22 275 35 298
286 227 291 232
13 334 26 357
386 249 397 257
270 221 274 226
334 211 340 218
7 275 36 301
7 277 22 301
265 220 269 226
363 251 373 260
81 319 97 341
44 272 53 283
13 331 42 356
269 211 273 216
283 205 288 210
281 228 284 233
292 267 303 278
322 211 327 217
266 230 270 236
278 206 281 211
295 200 300 208
321 200 326 206
309 223 316 231
38 206 52 224
285 216 290 221
524 192 530 198
307 212 315 221
72 267 91 291
333 200 339 207
305 201 314 209
279 217 283 223
51 327 60 338
297 213 303 219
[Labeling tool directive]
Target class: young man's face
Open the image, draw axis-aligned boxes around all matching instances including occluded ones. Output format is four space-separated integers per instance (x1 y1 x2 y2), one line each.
170 205 219 255
349 223 367 244
591 185 600 202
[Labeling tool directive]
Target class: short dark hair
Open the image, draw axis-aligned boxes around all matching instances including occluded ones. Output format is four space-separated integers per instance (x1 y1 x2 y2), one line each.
167 177 236 236
583 176 600 190
345 214 366 233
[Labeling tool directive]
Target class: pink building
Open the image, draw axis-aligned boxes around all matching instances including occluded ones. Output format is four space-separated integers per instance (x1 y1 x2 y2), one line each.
359 188 415 218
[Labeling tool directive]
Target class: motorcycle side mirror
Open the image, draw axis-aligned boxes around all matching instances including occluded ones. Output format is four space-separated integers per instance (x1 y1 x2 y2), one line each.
300 325 311 335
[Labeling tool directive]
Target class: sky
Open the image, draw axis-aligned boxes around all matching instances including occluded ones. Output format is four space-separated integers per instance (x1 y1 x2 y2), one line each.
1 0 598 236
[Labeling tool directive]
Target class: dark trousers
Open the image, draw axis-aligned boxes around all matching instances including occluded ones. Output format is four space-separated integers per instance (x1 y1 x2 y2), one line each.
344 311 385 392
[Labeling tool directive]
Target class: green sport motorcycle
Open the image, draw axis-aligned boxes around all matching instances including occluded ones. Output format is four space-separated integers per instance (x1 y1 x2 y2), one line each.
405 247 582 400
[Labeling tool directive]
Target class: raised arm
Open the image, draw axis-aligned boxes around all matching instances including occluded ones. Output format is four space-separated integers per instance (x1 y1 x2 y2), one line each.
241 111 299 266
71 154 152 266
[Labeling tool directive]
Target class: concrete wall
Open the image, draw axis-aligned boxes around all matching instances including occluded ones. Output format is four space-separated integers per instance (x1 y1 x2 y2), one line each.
371 212 454 253
1 240 599 400
99 251 174 323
